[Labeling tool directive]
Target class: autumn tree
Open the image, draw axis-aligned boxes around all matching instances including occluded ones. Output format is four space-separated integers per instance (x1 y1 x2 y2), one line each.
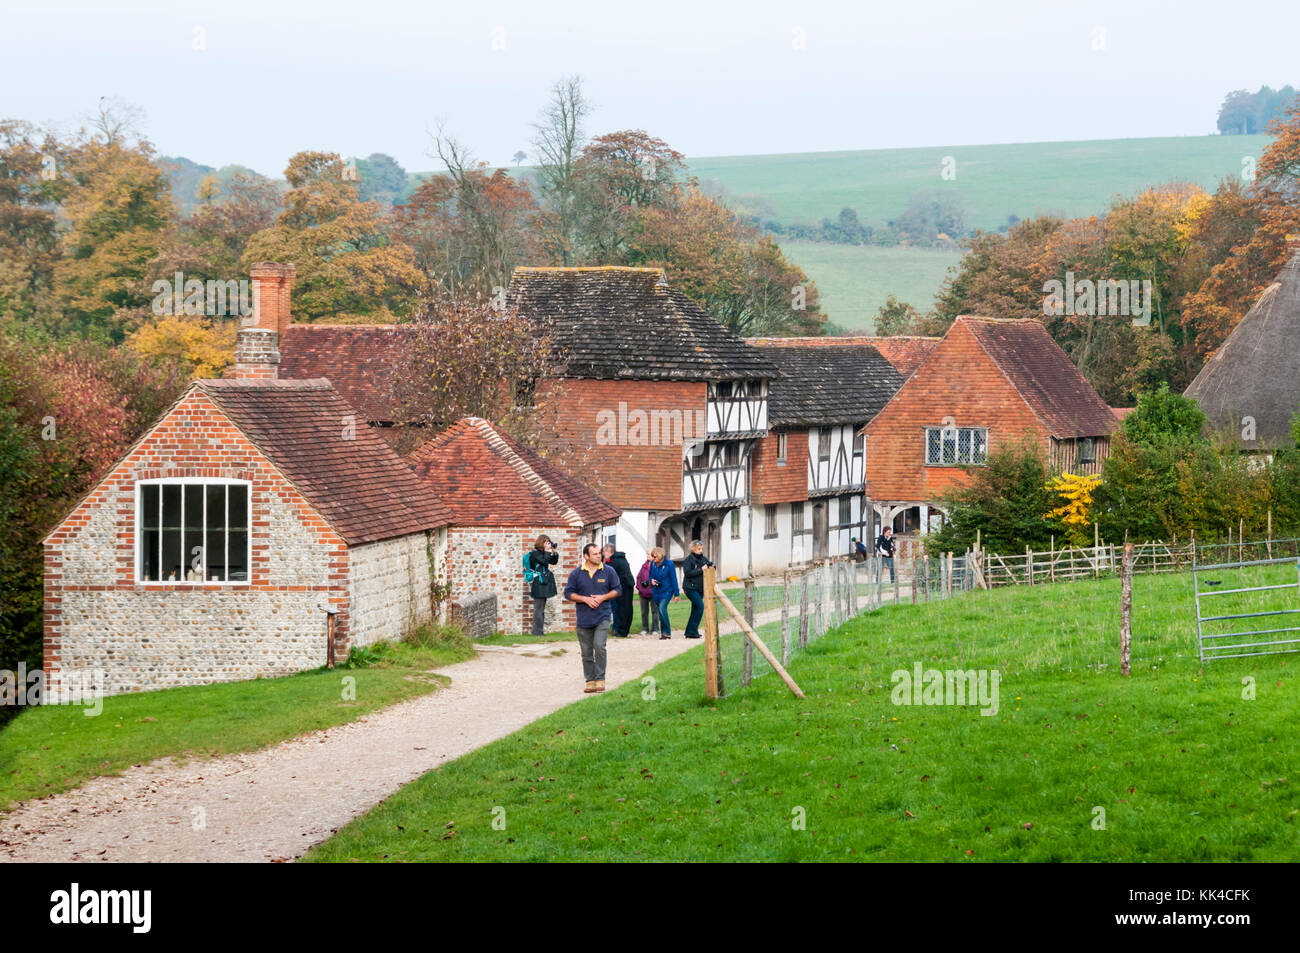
393 134 542 299
631 188 825 335
388 297 551 453
242 151 423 321
0 120 65 326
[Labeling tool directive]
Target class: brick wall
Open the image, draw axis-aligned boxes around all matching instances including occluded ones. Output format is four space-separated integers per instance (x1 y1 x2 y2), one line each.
863 320 1047 503
347 532 433 647
445 525 596 635
43 388 352 697
751 428 809 504
536 378 704 511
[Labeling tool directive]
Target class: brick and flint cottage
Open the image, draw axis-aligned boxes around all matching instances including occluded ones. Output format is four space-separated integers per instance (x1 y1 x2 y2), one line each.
42 265 451 697
743 337 904 572
407 417 621 635
862 315 1118 538
504 266 780 578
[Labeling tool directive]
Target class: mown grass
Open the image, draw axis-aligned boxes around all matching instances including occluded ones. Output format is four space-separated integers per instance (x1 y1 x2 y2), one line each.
306 568 1300 862
0 622 477 812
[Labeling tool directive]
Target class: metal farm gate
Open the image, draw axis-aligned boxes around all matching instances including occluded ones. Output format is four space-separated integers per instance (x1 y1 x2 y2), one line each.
1193 551 1300 662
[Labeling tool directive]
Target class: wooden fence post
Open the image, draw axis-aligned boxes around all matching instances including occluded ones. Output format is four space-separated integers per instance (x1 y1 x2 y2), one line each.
781 569 792 664
703 566 722 699
1120 542 1133 676
799 566 810 649
1026 545 1033 586
742 578 755 686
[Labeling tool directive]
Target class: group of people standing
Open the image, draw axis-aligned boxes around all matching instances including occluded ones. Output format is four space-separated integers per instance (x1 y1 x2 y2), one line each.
523 535 714 693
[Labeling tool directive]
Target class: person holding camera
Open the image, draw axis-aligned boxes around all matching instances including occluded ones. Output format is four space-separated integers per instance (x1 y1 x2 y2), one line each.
681 539 714 639
526 535 559 637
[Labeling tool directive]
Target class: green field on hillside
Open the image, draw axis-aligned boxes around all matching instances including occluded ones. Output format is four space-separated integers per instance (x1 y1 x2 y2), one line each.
783 243 963 330
690 135 1270 329
306 567 1300 862
690 135 1271 233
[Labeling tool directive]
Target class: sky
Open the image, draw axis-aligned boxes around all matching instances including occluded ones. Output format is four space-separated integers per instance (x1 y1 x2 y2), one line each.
3 0 1298 175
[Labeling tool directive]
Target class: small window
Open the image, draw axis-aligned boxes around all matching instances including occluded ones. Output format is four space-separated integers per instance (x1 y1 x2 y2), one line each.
818 427 832 462
730 509 741 539
764 504 778 538
791 501 805 534
1078 437 1096 465
714 381 733 399
853 431 865 455
839 495 852 527
723 443 740 466
138 479 250 583
925 427 988 466
747 380 764 397
777 431 787 464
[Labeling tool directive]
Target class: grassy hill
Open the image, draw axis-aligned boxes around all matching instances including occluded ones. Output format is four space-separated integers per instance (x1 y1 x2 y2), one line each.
690 135 1271 328
306 566 1299 862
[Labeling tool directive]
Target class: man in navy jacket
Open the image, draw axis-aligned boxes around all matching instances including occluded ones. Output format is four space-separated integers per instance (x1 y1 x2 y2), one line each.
564 543 622 693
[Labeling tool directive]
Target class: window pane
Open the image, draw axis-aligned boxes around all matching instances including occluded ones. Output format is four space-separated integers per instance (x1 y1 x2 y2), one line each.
926 429 940 464
228 484 249 581
161 485 182 580
141 484 159 530
958 429 972 463
942 430 957 464
141 484 160 581
183 485 204 580
973 430 988 464
206 484 227 582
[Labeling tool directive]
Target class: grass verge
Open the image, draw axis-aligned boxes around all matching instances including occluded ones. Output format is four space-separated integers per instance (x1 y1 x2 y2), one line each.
0 621 476 812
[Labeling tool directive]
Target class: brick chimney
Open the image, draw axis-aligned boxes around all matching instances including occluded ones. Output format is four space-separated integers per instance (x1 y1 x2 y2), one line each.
249 262 296 336
233 328 280 380
232 262 294 380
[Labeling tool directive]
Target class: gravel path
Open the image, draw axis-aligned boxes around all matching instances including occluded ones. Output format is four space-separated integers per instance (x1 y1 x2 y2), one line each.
0 635 699 863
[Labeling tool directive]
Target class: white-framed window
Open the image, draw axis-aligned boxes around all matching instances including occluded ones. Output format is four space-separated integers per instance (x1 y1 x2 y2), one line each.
764 504 778 538
730 509 741 539
137 478 251 584
777 431 787 465
925 427 988 466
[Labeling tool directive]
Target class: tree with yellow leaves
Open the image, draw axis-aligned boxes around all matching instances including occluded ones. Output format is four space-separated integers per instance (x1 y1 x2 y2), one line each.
1046 472 1102 546
130 316 236 379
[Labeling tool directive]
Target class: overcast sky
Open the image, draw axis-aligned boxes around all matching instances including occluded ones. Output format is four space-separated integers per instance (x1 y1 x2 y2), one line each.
4 0 1296 175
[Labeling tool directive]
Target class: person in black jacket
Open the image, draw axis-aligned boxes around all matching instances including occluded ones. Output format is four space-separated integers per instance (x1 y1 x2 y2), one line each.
602 543 636 638
874 527 896 583
681 539 714 639
527 535 559 636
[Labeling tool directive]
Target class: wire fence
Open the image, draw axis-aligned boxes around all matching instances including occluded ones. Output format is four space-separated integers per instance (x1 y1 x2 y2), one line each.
711 537 1300 697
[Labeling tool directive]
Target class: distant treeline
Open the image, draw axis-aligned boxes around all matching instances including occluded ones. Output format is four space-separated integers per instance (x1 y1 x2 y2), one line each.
1217 85 1298 136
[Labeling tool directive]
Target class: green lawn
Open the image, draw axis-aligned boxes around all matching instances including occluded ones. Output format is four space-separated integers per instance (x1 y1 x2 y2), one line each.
306 567 1300 862
0 631 475 812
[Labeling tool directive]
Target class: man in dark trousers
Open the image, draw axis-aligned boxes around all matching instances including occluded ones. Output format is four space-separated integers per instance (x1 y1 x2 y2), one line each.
875 526 896 583
564 543 622 693
681 539 714 639
602 543 636 638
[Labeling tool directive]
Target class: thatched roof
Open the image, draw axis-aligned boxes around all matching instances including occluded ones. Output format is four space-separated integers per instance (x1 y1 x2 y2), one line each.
1185 245 1300 449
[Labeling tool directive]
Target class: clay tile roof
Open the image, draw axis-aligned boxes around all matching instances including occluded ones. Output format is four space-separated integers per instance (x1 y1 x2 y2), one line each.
958 316 1118 439
506 266 780 382
198 378 450 544
278 324 412 424
1185 248 1300 449
746 337 904 427
406 417 621 528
